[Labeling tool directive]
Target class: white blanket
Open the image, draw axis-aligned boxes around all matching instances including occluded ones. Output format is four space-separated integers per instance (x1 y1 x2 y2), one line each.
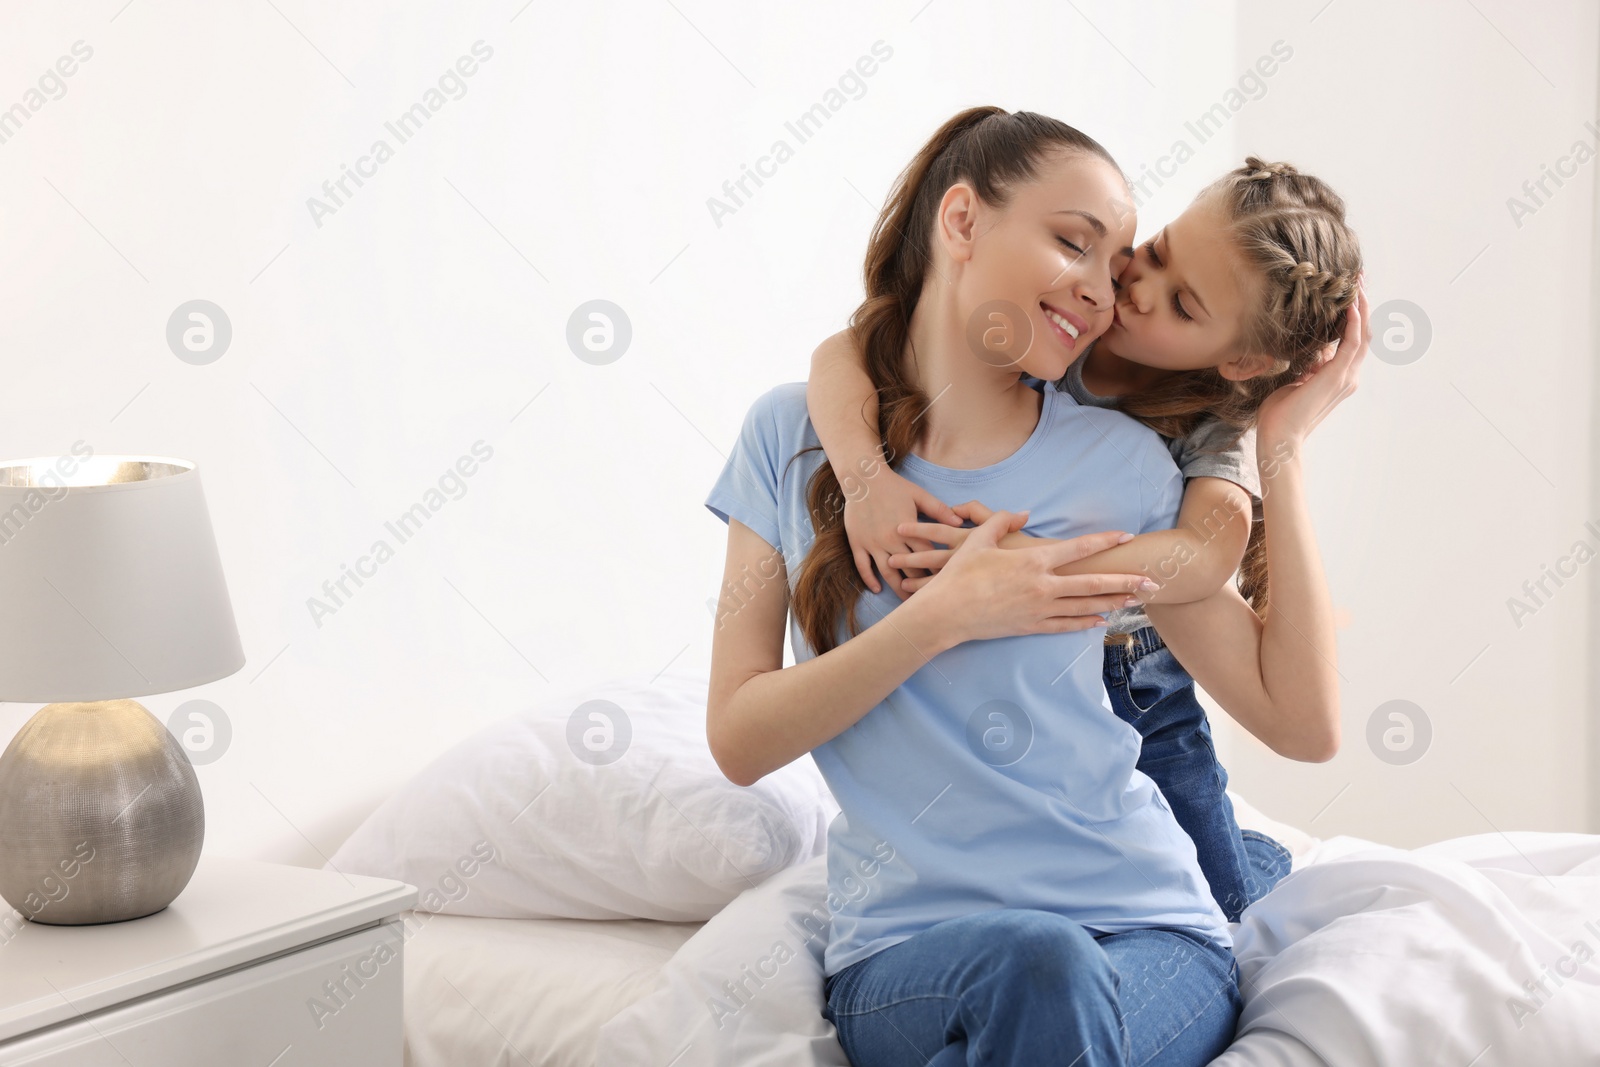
1216 831 1600 1066
599 831 1600 1066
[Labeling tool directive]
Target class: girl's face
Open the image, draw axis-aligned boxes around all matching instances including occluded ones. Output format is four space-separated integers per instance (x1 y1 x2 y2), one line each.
1103 193 1267 378
945 149 1136 383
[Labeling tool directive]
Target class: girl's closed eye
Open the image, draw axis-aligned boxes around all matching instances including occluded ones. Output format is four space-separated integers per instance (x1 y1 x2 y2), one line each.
1142 237 1193 321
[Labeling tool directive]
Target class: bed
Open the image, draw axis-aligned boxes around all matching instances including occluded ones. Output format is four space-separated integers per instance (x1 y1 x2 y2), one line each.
389 793 1308 1067
321 672 1600 1066
398 911 699 1065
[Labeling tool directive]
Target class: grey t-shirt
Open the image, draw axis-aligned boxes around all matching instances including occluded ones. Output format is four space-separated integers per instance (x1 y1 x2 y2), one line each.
1026 361 1262 634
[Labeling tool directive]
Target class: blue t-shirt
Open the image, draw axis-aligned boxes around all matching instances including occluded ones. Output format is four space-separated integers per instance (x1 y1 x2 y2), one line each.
704 381 1231 976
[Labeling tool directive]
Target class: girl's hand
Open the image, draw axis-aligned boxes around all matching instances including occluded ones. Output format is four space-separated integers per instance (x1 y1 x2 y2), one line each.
1256 274 1370 450
952 499 1003 526
845 466 964 600
885 499 1044 582
883 519 978 579
909 509 1155 643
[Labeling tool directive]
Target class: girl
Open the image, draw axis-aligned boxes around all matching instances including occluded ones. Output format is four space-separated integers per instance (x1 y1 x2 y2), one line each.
804 151 1363 922
705 106 1281 1065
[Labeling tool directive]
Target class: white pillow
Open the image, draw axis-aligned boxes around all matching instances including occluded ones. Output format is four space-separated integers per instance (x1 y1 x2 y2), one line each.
326 670 840 921
595 854 848 1067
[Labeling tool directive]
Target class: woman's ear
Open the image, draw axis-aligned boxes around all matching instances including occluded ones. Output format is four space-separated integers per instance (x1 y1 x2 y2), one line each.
936 182 982 264
1217 350 1285 382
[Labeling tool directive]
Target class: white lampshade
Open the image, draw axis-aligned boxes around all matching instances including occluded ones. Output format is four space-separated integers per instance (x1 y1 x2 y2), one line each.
0 454 245 702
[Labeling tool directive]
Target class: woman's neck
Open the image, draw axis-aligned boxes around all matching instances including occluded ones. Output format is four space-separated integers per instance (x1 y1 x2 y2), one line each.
902 295 1042 470
1082 340 1172 397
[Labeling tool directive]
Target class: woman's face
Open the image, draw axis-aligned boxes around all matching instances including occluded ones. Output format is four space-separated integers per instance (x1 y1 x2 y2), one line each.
1101 193 1263 374
948 149 1136 383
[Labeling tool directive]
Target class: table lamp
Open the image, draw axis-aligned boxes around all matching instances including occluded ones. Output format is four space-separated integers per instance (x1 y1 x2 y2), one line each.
0 454 244 925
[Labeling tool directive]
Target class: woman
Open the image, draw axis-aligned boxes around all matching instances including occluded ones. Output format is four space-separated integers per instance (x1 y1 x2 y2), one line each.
704 108 1360 1064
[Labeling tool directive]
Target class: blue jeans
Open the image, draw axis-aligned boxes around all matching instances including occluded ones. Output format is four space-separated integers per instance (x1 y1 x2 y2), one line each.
823 908 1241 1066
1103 626 1293 922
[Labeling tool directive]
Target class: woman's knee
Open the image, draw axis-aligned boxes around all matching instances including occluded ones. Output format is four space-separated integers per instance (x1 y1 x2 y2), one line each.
957 908 1115 994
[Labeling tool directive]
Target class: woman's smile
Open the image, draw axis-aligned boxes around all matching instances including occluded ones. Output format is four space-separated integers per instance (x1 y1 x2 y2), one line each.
1041 301 1088 350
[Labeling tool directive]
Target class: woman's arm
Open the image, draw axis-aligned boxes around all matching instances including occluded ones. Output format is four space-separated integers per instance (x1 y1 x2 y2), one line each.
807 329 962 597
891 475 1252 606
1141 280 1370 762
708 518 957 787
709 513 1154 785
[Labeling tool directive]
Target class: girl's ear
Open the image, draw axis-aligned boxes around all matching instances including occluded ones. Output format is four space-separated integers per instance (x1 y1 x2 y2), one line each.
936 181 982 264
1216 350 1284 382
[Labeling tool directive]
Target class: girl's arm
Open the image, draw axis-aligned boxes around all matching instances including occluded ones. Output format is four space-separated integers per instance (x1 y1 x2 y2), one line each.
1141 281 1370 761
892 474 1252 606
815 324 1246 606
709 513 1152 786
807 328 883 473
1070 475 1253 603
1142 445 1336 761
807 329 963 598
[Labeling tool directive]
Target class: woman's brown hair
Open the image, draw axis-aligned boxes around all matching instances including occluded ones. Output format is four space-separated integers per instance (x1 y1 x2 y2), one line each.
1115 157 1363 615
788 106 1122 656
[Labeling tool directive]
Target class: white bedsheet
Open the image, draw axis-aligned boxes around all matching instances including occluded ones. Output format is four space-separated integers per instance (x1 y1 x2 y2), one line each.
400 909 702 1067
398 812 1600 1066
600 830 1600 1067
1215 831 1600 1066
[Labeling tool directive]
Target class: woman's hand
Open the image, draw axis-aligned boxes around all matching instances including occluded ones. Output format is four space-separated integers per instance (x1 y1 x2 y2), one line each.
845 467 963 599
1256 274 1370 451
906 509 1157 643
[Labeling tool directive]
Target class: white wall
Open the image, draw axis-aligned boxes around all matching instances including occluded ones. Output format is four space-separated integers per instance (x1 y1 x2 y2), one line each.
1209 0 1600 846
0 1 1240 865
1591 55 1600 836
1 1 1594 862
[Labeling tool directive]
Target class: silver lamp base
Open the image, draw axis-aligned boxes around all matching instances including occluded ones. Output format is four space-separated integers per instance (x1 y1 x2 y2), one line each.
0 699 204 925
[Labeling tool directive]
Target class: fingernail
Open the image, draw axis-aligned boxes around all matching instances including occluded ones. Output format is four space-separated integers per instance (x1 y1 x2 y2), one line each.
1116 533 1135 544
1122 596 1140 607
1138 579 1159 591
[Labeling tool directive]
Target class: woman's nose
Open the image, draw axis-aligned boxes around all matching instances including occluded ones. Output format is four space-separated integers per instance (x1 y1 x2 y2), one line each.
1077 273 1116 311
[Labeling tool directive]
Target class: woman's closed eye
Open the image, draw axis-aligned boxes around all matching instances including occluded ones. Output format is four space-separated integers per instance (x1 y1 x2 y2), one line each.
1056 235 1086 258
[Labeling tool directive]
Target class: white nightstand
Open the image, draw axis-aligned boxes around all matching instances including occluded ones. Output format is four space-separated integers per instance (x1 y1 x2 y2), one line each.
0 856 417 1066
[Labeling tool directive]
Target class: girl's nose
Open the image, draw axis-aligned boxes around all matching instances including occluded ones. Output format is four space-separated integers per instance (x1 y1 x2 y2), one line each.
1121 276 1151 315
